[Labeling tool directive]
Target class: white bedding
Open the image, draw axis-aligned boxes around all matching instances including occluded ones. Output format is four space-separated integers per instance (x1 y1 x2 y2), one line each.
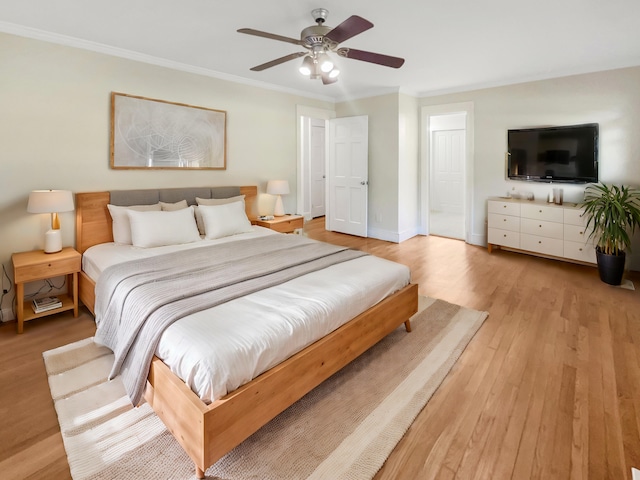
84 227 411 403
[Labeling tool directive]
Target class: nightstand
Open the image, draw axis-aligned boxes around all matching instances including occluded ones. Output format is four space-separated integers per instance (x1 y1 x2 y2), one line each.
255 214 304 234
12 247 81 334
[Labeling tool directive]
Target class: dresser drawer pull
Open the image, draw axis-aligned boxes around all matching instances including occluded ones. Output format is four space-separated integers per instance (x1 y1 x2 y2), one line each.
539 210 542 213
503 234 507 238
538 241 542 244
539 225 542 228
579 248 583 251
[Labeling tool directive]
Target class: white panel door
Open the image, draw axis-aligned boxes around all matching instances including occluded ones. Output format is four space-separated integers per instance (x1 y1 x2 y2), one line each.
328 115 368 237
432 129 465 214
310 118 326 218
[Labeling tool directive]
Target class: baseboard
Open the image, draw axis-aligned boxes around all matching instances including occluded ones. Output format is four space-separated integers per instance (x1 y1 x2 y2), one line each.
1 307 15 322
367 227 400 243
469 233 485 247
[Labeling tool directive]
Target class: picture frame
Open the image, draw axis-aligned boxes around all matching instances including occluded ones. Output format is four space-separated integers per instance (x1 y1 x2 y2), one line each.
110 92 227 170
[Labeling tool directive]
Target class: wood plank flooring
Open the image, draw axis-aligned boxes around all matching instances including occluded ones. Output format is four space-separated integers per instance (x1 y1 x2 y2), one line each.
1 217 639 479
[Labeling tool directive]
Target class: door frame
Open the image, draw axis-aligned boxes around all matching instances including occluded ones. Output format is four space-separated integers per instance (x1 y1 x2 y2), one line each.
420 102 474 243
296 105 335 220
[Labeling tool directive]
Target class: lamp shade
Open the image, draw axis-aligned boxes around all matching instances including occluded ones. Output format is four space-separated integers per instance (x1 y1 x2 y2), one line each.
266 180 290 196
27 190 74 214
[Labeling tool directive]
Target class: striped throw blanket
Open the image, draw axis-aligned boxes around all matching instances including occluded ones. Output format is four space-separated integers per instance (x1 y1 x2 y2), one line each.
94 234 367 405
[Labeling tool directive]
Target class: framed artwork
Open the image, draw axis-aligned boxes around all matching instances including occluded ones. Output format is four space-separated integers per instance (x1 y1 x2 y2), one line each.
110 92 226 170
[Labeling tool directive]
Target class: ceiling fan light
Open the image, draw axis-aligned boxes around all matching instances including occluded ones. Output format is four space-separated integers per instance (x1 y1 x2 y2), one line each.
299 56 314 76
328 67 340 78
317 52 334 72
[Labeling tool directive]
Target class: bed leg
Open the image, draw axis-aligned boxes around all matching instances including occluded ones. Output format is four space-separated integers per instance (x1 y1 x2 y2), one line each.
404 319 412 332
195 465 205 479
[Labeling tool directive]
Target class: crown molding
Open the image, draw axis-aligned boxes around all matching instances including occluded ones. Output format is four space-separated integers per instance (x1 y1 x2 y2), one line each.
0 21 336 103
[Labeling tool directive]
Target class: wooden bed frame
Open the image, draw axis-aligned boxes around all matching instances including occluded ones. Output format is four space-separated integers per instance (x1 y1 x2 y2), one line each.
75 187 419 478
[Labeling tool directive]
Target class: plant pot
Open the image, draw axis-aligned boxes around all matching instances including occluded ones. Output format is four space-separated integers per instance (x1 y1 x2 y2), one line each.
595 249 626 286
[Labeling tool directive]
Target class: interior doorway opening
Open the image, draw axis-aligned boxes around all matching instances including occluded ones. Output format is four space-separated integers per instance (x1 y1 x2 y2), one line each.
420 102 474 243
429 113 466 240
296 106 335 222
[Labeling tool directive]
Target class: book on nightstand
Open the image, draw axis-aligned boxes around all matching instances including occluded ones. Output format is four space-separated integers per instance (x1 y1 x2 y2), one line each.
32 296 63 313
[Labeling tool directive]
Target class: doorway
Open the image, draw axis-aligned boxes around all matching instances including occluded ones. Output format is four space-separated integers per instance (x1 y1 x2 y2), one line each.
296 106 335 221
429 114 466 240
420 102 474 243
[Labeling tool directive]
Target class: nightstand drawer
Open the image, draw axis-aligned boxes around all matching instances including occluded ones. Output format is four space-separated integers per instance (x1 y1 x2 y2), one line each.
268 217 304 233
256 215 304 233
13 251 81 283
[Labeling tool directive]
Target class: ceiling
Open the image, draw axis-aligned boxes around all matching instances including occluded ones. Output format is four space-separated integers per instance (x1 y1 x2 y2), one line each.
3 0 640 102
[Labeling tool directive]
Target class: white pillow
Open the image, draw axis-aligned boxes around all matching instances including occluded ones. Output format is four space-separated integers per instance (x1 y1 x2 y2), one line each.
194 196 246 236
160 199 188 211
127 206 201 248
108 203 161 245
193 206 206 236
196 195 245 206
199 202 253 240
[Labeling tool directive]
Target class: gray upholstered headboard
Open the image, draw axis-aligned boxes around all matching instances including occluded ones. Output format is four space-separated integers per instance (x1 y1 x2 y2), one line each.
109 186 242 207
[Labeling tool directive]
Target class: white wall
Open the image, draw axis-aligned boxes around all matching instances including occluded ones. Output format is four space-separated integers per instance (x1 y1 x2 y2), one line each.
336 94 401 241
0 32 333 317
398 94 420 241
420 66 640 270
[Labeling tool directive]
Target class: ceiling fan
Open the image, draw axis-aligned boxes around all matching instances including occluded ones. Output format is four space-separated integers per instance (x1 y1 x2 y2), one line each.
237 8 405 85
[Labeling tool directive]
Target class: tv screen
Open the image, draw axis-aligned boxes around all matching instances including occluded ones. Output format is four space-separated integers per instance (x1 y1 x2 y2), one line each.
507 123 598 183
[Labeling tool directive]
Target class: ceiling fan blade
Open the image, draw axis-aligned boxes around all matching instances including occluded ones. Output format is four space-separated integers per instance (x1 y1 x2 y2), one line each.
324 15 373 44
238 28 304 46
337 48 405 68
249 52 307 71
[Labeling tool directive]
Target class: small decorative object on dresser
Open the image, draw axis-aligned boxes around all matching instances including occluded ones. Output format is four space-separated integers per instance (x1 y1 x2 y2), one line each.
11 247 81 333
581 183 640 285
255 214 304 234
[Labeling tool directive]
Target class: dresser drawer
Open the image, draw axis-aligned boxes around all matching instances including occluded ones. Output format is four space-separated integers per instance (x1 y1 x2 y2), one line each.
564 224 593 243
488 228 520 249
521 234 564 257
521 218 564 239
563 207 588 226
488 213 520 232
564 241 597 263
488 200 520 217
521 203 564 223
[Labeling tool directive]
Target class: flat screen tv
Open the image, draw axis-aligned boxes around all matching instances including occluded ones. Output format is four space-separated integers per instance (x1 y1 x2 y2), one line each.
507 123 598 183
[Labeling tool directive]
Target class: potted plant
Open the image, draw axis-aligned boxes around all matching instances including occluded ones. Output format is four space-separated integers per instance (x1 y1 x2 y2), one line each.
581 183 640 285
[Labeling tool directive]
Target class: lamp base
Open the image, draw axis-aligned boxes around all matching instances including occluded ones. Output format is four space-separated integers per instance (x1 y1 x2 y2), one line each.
44 229 62 253
273 195 285 217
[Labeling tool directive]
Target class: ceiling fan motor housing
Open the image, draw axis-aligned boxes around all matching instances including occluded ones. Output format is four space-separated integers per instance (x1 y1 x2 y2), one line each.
301 25 331 48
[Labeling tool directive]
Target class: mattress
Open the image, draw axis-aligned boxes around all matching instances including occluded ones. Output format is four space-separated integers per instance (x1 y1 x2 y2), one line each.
84 227 411 403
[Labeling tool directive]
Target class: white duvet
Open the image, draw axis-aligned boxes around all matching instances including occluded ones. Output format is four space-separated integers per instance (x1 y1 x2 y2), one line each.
83 227 411 403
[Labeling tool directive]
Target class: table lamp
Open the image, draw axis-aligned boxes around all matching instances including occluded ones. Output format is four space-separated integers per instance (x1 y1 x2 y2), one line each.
266 180 290 217
27 190 75 253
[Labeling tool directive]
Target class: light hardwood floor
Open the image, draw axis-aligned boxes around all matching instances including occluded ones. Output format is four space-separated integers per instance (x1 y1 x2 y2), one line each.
1 217 639 479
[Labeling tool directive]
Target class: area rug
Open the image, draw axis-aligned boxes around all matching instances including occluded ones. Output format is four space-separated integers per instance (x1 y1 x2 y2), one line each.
43 296 487 480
